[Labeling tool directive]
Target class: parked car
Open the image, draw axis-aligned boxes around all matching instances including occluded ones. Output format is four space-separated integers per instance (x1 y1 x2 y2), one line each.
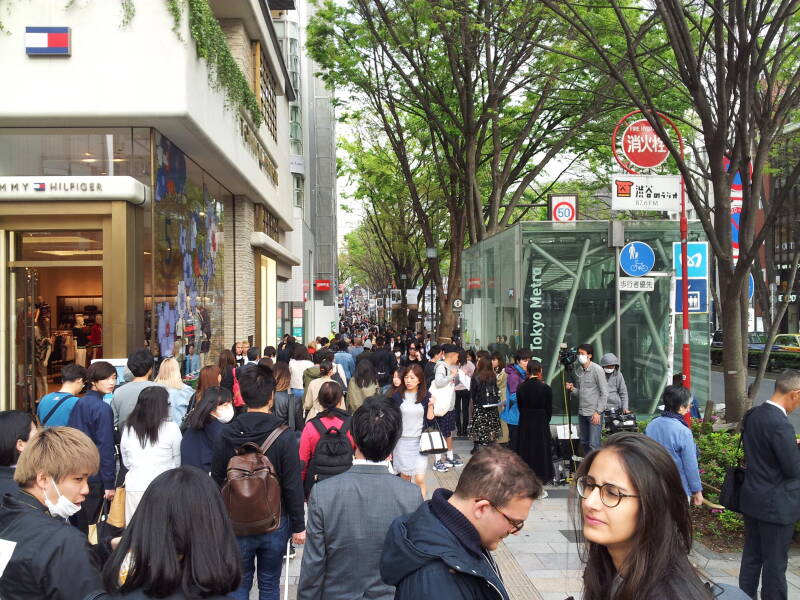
773 334 800 352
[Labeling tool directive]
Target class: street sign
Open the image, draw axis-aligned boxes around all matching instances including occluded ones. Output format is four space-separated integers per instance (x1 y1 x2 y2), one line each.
675 278 709 313
548 194 578 222
619 277 655 292
731 199 741 262
452 298 463 312
672 242 709 278
748 273 755 301
621 119 669 169
612 175 681 211
620 241 655 277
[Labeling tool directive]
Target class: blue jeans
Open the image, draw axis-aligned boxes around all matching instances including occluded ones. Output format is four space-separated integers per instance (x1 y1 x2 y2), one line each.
579 415 601 456
230 515 291 600
291 388 304 403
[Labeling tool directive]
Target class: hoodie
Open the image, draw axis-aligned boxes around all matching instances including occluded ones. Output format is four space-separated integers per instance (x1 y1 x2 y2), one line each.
380 489 509 600
499 364 525 426
211 411 305 533
600 353 629 412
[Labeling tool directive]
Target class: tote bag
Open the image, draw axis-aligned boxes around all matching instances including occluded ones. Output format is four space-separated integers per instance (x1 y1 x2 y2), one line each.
420 422 448 455
429 381 455 416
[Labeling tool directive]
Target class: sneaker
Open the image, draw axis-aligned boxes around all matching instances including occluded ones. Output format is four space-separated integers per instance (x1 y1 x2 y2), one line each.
450 457 464 468
432 460 450 472
540 489 549 499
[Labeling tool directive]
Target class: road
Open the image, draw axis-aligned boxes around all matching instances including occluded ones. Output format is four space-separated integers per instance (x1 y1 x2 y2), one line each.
710 368 800 433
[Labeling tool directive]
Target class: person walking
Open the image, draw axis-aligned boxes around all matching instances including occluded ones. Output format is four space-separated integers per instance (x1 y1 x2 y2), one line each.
272 362 303 434
347 359 380 412
290 346 315 408
454 350 475 438
0 411 38 496
645 385 703 505
298 396 422 599
333 340 356 381
304 360 339 421
431 344 462 472
500 349 531 451
366 335 397 393
600 353 629 413
381 445 542 599
739 370 800 600
515 360 553 485
111 348 160 429
469 357 502 451
565 343 608 456
121 386 182 524
491 353 509 444
180 386 234 474
36 364 86 428
391 364 434 499
154 357 195 425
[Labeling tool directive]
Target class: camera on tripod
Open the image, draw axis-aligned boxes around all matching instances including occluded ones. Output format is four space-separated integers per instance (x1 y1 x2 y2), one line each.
559 343 578 367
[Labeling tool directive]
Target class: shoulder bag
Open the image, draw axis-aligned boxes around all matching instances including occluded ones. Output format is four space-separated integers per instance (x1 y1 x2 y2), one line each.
429 380 455 416
720 411 750 513
420 420 448 455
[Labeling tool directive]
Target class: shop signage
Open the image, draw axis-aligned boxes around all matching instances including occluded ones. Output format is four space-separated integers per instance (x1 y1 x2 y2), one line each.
25 26 70 56
612 175 681 211
619 241 655 277
314 279 331 291
0 176 149 205
618 277 655 292
467 278 481 289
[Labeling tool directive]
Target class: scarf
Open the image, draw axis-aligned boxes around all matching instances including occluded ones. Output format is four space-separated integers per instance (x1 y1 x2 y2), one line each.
661 410 689 428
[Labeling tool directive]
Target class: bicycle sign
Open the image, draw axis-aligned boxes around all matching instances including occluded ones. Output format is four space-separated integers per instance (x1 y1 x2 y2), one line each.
620 241 655 277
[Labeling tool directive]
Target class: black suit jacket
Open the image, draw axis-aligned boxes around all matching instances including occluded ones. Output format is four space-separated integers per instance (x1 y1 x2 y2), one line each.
740 402 800 525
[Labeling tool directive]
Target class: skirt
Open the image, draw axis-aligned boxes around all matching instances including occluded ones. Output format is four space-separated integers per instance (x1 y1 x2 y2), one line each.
392 436 428 476
470 406 502 444
434 411 456 438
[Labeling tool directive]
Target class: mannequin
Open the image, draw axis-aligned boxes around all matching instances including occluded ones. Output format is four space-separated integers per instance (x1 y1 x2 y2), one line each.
34 325 51 396
89 315 103 359
73 315 89 367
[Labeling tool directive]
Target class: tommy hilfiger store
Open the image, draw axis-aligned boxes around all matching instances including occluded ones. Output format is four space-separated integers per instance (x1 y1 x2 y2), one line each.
0 127 291 410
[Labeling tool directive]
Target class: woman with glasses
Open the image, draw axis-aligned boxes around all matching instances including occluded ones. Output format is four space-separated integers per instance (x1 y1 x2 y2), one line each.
573 432 749 600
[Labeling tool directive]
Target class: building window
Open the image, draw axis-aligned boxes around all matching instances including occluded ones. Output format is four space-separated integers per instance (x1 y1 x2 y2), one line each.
254 203 281 241
290 105 303 155
293 174 304 209
252 41 277 141
288 35 301 104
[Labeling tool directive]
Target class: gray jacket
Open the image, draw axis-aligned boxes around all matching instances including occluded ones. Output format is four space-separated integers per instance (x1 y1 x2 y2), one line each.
605 370 629 411
571 361 608 416
297 463 423 600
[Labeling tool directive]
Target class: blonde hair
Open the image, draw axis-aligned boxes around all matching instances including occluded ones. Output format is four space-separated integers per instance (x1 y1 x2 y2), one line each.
15 426 99 488
154 357 184 390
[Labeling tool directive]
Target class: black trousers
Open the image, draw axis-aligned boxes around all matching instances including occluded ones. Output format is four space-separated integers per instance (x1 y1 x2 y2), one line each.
508 424 519 452
70 480 104 534
454 389 471 437
740 515 795 599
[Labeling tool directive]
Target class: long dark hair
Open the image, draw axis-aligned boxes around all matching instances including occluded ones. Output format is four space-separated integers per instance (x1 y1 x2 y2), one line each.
353 359 378 388
574 433 712 600
0 411 36 466
318 381 343 412
216 349 236 377
126 386 170 446
474 357 495 383
186 387 231 430
102 466 241 597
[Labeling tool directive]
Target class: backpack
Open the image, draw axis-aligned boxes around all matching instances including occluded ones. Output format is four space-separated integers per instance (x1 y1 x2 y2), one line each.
222 425 287 536
374 352 392 386
304 412 353 495
483 381 501 407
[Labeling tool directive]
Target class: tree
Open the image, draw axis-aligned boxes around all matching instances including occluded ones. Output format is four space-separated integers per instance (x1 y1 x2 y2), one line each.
542 0 800 422
307 0 646 340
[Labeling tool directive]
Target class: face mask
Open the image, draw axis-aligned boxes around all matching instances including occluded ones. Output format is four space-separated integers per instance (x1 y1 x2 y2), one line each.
214 404 235 423
44 480 81 520
578 354 589 365
604 367 615 374
395 352 401 358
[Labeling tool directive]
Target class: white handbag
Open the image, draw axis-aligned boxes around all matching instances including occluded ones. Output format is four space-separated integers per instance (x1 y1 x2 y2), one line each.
429 380 455 416
420 423 448 455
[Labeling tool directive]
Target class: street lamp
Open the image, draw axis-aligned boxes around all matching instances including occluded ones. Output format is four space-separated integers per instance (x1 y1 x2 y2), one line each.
426 247 438 338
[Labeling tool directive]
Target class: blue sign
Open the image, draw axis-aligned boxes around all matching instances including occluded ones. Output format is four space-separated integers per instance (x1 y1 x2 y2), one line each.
673 242 709 279
675 278 709 313
748 273 754 302
620 241 655 277
292 326 303 339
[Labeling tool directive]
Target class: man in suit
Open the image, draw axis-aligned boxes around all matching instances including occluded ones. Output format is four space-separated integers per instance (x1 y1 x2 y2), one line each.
739 369 800 600
297 395 422 600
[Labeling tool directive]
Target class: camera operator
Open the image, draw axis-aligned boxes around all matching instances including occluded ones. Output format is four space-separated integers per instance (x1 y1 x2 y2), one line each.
564 343 608 455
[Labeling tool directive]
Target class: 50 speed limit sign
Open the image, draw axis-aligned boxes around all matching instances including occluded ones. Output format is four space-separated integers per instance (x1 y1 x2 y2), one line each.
549 194 577 222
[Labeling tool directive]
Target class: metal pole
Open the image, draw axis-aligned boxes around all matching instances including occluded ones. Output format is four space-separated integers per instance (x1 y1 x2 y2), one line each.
615 246 622 361
680 175 692 423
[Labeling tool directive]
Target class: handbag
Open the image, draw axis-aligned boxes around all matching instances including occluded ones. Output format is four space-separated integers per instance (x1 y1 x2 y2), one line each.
107 486 126 528
720 413 750 513
420 422 448 455
87 499 108 545
429 375 455 417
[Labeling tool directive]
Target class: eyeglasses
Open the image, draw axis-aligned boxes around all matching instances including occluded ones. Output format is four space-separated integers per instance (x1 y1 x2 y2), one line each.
575 476 638 508
480 499 525 533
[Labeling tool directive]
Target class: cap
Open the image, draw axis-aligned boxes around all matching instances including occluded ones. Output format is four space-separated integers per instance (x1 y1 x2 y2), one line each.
442 343 460 354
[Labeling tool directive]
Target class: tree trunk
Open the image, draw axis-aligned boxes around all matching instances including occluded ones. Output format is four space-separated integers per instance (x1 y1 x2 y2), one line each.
438 304 458 343
720 292 748 423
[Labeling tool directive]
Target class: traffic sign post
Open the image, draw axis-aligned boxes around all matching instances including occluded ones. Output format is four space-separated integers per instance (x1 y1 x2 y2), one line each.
620 241 655 277
548 194 578 222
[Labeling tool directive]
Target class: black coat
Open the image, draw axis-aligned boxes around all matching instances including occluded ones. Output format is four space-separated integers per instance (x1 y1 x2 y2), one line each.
211 412 305 533
109 590 232 599
0 466 17 497
180 419 224 473
366 348 397 386
0 490 104 600
741 402 800 525
515 378 553 482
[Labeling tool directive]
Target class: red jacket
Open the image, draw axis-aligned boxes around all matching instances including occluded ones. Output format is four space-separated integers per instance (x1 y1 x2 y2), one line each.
298 412 355 481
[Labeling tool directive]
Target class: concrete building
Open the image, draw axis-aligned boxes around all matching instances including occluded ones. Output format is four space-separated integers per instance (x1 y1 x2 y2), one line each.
273 0 339 345
0 0 298 408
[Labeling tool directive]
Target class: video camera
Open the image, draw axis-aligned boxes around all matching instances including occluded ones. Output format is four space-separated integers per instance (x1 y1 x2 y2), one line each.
559 343 578 367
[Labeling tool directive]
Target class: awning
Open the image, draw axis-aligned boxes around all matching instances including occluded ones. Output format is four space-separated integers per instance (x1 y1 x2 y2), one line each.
250 231 301 267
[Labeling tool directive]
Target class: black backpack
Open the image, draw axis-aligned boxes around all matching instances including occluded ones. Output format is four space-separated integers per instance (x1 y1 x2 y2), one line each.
374 352 392 386
483 381 501 406
304 411 353 495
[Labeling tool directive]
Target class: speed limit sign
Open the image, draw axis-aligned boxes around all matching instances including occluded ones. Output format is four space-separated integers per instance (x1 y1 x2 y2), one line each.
549 194 578 222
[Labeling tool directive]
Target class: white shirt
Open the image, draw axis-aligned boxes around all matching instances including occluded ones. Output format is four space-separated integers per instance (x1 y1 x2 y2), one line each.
352 458 393 473
121 420 182 492
289 359 315 390
766 400 788 417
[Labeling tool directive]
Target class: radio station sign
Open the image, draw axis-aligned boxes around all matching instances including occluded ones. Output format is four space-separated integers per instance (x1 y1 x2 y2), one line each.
612 174 681 212
0 176 149 204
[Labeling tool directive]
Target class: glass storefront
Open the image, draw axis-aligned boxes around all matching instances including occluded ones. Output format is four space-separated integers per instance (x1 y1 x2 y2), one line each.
462 221 710 418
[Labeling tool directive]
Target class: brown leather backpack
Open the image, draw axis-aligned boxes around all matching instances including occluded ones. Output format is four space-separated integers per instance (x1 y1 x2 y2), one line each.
222 425 287 536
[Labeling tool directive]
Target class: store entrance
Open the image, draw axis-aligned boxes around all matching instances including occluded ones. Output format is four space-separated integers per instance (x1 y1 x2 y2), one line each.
11 264 103 410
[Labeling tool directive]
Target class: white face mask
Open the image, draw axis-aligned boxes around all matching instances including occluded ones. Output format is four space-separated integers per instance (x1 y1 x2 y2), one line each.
578 354 589 365
395 352 401 358
214 404 235 423
44 480 81 520
603 367 615 374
